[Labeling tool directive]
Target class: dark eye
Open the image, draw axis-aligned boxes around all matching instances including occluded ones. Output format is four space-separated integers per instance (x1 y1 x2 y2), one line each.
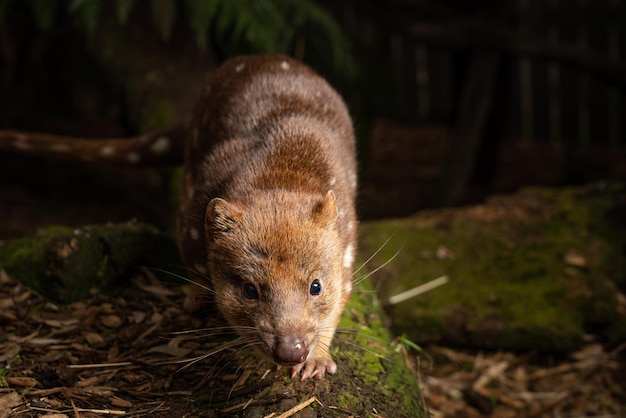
243 283 259 299
310 279 322 296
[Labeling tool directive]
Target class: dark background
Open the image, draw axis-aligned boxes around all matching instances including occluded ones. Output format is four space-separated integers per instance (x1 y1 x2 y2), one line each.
1 0 625 237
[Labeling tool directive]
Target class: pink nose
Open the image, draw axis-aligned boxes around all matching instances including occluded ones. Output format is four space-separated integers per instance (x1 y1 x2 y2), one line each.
273 340 309 365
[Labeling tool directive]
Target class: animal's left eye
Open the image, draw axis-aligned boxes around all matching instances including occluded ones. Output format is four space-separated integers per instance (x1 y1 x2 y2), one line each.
243 283 259 299
310 279 322 296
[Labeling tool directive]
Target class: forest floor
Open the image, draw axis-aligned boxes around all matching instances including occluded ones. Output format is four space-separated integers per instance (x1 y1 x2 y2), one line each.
418 338 626 417
1 163 625 416
1 265 625 417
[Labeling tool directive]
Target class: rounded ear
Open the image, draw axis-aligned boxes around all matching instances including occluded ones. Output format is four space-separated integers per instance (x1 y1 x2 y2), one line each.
313 190 338 226
205 198 244 237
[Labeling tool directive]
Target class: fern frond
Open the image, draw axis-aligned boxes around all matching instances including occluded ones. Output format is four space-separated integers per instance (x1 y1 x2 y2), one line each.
116 0 135 25
30 0 58 31
183 0 220 51
68 0 84 13
69 0 102 34
151 0 176 41
3 0 355 79
275 0 355 77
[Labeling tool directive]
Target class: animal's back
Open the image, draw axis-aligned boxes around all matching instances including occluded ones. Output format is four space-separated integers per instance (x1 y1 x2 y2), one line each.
184 55 355 191
178 54 357 278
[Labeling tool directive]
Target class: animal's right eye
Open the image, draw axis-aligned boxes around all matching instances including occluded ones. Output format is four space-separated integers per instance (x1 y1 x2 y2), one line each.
243 283 259 299
310 279 322 296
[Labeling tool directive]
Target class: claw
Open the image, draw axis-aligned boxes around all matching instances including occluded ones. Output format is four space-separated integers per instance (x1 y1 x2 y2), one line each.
290 356 337 380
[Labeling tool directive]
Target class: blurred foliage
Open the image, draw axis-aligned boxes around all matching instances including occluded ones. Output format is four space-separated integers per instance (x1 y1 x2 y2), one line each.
0 0 355 78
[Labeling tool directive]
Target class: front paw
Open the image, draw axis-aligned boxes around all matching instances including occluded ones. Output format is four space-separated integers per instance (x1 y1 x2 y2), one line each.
290 354 337 380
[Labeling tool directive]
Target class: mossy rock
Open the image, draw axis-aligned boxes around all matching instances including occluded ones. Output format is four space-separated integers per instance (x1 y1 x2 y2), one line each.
359 182 626 352
0 221 181 303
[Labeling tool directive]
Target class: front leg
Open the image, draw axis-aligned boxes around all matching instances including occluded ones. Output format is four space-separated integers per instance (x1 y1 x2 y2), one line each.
291 271 354 380
291 328 338 380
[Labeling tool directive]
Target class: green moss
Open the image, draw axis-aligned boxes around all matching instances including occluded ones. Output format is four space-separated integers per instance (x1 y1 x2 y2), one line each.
0 222 181 303
360 183 626 352
333 276 425 415
337 391 361 410
337 284 390 388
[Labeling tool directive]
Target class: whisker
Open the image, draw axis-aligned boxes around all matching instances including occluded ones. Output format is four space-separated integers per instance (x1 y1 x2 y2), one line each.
354 243 404 285
335 337 390 361
163 263 212 281
353 231 397 276
212 342 262 383
195 351 237 394
173 339 249 372
168 326 256 336
150 267 214 294
162 331 242 342
227 356 259 400
348 289 378 295
334 328 388 344
337 361 357 388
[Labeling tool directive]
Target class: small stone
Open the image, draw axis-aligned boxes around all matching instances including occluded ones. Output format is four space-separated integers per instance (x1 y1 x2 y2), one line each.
100 314 123 328
84 332 105 347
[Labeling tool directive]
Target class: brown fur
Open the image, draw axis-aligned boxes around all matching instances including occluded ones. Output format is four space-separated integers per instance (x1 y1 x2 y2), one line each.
178 55 357 379
0 54 357 380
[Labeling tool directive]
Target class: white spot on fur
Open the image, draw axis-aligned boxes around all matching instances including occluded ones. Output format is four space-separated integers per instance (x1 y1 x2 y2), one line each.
100 146 115 157
126 152 141 163
344 280 352 294
150 137 170 154
343 243 354 269
348 221 355 231
330 177 336 187
13 137 32 150
189 227 200 241
349 171 357 190
235 63 245 72
280 61 290 70
193 263 208 274
51 144 69 152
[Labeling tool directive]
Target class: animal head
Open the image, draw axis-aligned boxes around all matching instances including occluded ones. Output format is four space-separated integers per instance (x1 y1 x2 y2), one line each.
204 190 347 366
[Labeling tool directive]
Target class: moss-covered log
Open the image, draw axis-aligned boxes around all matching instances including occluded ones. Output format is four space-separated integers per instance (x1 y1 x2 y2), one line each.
0 221 181 303
360 182 626 352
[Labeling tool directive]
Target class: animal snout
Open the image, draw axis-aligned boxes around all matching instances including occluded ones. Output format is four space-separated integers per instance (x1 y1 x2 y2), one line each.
272 339 309 365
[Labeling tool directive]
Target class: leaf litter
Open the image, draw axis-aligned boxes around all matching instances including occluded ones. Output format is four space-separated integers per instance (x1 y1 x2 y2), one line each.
1 265 626 417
